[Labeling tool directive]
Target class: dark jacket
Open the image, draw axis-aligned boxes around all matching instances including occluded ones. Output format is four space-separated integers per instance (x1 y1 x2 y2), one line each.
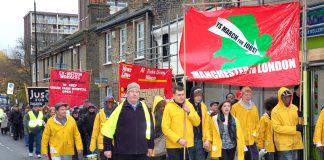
104 100 154 154
189 86 203 140
9 110 23 125
82 111 96 135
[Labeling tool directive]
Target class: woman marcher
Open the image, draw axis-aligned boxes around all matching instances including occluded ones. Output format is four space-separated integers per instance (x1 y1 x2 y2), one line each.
71 108 81 160
210 100 245 160
257 97 278 160
1 110 9 135
44 107 56 123
150 96 167 160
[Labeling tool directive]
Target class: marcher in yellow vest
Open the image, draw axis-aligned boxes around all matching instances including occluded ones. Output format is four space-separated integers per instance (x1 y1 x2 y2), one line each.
210 100 245 160
313 108 324 160
231 86 260 159
162 85 201 160
257 97 278 160
26 105 44 158
41 103 83 159
272 87 303 160
101 82 154 160
89 96 117 159
188 86 212 159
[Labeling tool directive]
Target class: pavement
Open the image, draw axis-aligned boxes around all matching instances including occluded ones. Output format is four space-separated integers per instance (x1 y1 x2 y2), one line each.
0 133 87 160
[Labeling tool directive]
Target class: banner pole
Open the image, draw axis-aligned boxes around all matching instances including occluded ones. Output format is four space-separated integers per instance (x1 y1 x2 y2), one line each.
182 4 187 160
24 83 29 104
118 62 121 102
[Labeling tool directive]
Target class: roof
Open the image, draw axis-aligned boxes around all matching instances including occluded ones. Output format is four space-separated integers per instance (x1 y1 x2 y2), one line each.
23 11 77 19
95 6 153 33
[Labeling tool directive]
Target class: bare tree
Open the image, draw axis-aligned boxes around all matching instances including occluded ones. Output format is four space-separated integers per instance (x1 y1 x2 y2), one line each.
10 37 32 85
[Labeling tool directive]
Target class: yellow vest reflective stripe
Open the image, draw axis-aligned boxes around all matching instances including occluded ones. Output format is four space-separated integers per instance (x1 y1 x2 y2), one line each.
28 111 44 128
101 101 151 139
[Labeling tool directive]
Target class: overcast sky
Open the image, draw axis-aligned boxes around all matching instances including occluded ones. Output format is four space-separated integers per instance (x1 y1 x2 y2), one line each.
0 0 78 53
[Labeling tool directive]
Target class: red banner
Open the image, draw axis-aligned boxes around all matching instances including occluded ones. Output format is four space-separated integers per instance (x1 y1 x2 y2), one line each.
49 69 90 107
119 62 173 103
179 2 300 87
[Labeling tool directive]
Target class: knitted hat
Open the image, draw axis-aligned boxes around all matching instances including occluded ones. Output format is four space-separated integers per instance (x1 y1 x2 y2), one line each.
127 82 140 92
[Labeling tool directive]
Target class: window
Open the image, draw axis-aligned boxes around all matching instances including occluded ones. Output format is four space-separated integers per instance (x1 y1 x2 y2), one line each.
77 47 81 70
162 34 169 62
61 53 64 63
56 54 60 64
32 63 35 82
136 22 144 58
120 27 126 61
43 59 46 79
37 61 40 82
71 49 74 70
106 87 113 97
105 32 113 64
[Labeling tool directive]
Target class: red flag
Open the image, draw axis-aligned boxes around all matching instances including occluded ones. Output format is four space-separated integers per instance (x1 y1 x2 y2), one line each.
179 2 300 87
119 62 173 107
49 69 90 107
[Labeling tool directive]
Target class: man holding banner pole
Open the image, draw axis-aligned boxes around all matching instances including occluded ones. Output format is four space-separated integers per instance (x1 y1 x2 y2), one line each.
162 85 200 160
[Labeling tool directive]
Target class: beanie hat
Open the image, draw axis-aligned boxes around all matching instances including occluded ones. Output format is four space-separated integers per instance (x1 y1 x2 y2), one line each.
127 82 140 92
88 104 96 109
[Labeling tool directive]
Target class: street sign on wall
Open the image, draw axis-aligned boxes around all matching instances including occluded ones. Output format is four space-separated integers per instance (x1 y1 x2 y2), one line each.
6 83 14 95
300 3 324 37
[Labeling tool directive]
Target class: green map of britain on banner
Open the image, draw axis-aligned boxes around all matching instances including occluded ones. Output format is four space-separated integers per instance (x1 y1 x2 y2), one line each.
209 14 273 69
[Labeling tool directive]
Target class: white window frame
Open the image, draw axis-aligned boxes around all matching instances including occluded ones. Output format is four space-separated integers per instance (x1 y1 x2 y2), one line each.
120 27 126 61
37 61 40 82
106 87 112 97
105 32 113 64
136 22 144 59
61 53 64 63
32 63 36 82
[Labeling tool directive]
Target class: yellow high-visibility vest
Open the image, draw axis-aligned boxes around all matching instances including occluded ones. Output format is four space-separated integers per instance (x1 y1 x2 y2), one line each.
28 111 44 128
101 101 151 139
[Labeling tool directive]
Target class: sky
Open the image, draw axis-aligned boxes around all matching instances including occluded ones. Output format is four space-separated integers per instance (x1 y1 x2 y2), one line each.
0 0 78 54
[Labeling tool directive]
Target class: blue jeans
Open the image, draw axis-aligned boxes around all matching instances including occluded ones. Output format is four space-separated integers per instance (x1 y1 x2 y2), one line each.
264 152 275 160
244 143 259 160
277 150 297 160
86 134 95 155
28 131 41 155
24 131 29 146
188 140 206 160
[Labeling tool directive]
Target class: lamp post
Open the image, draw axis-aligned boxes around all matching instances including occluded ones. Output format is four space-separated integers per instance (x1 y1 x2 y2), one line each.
34 0 38 87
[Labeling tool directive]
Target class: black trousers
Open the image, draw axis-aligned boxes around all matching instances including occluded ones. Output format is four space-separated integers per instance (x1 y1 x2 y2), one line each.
12 123 22 140
167 148 192 160
114 154 146 160
220 148 236 160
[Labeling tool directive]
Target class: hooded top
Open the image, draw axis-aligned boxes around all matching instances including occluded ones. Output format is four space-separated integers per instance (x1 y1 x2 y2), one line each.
271 87 303 151
103 96 116 118
152 96 165 138
189 86 204 140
